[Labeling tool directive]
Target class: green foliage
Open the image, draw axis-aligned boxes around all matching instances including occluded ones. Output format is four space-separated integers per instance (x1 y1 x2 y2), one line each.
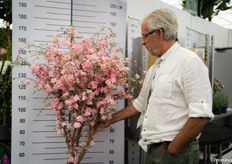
213 94 223 109
182 0 232 21
212 78 229 110
0 64 12 126
213 93 228 109
127 60 146 100
0 0 12 24
0 0 12 126
221 93 229 107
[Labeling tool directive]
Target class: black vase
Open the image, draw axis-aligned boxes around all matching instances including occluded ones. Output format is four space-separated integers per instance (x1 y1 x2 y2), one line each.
221 106 228 113
213 108 221 115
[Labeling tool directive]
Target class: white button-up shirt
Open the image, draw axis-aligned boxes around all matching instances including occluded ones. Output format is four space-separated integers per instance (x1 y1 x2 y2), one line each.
132 42 214 152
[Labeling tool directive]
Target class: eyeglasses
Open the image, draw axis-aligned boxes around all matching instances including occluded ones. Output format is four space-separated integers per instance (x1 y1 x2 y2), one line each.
142 29 158 40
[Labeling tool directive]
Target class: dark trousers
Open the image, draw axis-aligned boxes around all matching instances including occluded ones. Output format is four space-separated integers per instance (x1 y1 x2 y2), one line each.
145 140 199 164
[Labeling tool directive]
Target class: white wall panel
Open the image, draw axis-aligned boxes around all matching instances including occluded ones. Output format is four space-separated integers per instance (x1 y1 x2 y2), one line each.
127 0 230 48
212 23 229 48
228 29 232 47
127 0 162 21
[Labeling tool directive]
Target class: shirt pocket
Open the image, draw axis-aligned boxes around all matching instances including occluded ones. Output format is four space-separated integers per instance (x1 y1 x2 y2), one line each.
152 74 173 98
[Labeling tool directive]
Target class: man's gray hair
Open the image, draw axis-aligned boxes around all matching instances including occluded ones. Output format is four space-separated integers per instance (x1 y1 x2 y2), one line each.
146 8 178 41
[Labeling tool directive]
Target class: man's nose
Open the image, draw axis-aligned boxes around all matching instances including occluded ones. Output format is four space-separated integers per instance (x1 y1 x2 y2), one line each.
141 39 146 45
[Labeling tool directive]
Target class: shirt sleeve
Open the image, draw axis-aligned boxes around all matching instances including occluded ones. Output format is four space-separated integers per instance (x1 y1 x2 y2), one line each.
132 66 154 113
132 78 147 113
182 56 214 119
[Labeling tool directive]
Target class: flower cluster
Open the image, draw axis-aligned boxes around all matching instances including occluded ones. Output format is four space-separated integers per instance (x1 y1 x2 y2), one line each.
0 49 11 75
213 78 225 95
126 60 147 101
17 26 133 164
212 78 229 114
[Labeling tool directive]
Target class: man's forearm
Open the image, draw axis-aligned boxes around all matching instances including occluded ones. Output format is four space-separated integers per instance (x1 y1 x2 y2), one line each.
111 103 140 124
97 103 140 131
168 117 209 155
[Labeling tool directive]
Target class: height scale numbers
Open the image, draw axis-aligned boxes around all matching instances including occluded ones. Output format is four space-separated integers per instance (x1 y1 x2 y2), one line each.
12 0 127 163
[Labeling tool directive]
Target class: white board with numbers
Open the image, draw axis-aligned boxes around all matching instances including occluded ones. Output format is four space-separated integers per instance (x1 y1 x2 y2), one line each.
12 0 127 164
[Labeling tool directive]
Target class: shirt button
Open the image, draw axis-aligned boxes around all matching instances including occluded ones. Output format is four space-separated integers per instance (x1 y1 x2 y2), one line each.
145 116 147 118
144 129 145 132
201 100 204 103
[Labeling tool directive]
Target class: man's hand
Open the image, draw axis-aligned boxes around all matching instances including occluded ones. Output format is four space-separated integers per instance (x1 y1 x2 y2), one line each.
96 103 140 132
167 117 209 155
156 142 169 159
96 118 112 132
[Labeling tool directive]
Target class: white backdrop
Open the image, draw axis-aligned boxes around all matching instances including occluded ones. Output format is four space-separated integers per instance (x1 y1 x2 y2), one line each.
12 0 127 163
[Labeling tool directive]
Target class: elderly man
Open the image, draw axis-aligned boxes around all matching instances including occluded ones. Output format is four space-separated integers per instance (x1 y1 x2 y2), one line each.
98 8 214 164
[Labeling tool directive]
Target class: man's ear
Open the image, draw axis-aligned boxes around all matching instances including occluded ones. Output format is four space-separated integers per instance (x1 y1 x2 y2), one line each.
157 28 165 40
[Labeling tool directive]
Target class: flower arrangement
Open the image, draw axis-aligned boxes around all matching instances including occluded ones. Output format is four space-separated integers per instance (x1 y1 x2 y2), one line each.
213 78 225 95
127 60 147 100
213 78 229 114
16 26 133 164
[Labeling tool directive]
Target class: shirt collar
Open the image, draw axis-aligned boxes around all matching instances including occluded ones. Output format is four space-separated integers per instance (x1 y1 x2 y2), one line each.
161 42 180 61
153 42 180 67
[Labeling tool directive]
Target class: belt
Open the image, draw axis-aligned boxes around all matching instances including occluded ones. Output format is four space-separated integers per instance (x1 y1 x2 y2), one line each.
150 141 171 147
150 139 198 149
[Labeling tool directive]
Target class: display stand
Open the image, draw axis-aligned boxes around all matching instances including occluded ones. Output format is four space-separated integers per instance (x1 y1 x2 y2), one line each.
12 0 127 163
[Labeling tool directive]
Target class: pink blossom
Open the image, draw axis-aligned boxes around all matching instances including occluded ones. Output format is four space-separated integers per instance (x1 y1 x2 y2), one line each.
25 80 31 85
68 74 74 80
82 92 87 101
57 102 63 110
82 36 90 43
68 157 74 163
51 78 57 83
126 58 130 63
135 74 140 79
80 71 86 76
90 121 95 127
62 122 66 127
101 115 107 120
1 49 7 54
124 67 130 73
81 142 86 148
74 122 81 128
90 141 95 146
90 81 98 89
84 107 91 117
61 69 66 74
76 116 84 122
74 104 78 109
74 32 78 37
74 95 80 101
100 108 105 115
67 124 72 129
68 26 74 32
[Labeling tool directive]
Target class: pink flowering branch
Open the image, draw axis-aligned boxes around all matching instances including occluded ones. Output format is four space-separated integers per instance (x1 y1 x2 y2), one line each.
15 26 133 164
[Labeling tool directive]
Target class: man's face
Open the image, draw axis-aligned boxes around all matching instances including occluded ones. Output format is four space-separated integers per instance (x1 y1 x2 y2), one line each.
141 18 162 58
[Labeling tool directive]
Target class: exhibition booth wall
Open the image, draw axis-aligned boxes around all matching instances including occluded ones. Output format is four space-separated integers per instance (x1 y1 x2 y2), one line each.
127 0 230 48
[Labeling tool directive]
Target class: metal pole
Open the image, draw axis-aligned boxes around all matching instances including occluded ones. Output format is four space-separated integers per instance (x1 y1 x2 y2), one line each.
71 0 73 25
